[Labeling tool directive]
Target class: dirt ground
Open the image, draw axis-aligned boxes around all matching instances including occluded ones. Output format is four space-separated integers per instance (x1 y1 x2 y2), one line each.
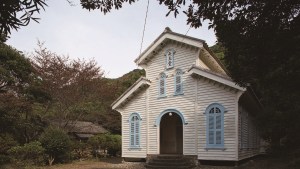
40 156 296 169
2 155 297 169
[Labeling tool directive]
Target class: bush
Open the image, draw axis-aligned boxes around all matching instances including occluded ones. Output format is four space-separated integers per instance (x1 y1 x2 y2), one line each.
8 141 45 166
71 141 92 160
88 133 121 157
0 134 17 165
39 127 71 165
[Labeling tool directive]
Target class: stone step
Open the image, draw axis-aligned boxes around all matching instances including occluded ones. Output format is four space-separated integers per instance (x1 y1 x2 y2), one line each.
145 164 193 169
152 158 186 163
157 155 184 159
145 155 194 169
148 161 187 166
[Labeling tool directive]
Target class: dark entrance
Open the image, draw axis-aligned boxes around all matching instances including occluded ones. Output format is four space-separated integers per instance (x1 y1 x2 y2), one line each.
160 112 183 154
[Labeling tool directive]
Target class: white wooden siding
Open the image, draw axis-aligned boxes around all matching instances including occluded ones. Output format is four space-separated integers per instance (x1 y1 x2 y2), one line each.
120 90 147 158
196 78 238 161
146 43 199 155
238 105 260 160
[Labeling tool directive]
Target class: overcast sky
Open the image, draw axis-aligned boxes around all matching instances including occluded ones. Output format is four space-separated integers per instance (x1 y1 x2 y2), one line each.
7 0 217 78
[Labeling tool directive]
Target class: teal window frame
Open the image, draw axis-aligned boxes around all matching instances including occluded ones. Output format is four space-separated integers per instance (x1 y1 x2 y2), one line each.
174 69 183 95
205 103 225 148
158 72 167 97
129 113 141 148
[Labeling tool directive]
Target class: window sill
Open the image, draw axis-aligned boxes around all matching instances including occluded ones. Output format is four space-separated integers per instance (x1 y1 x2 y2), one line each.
174 93 184 96
205 147 226 151
157 96 167 99
128 147 142 150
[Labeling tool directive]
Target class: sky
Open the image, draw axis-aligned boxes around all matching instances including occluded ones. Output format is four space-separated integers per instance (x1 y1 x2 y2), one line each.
7 0 217 78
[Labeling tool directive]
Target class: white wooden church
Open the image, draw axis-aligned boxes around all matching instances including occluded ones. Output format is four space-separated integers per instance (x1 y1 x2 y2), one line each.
112 28 262 163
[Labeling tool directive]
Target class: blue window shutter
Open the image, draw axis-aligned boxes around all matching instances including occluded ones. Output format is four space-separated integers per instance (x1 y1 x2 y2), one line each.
174 69 183 95
159 73 166 97
135 119 140 145
129 113 141 148
130 119 135 146
206 103 225 148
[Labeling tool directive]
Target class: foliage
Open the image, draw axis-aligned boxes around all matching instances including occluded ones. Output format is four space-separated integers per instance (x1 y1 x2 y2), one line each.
70 141 91 160
8 141 45 166
0 134 17 165
0 42 32 93
209 43 225 63
95 69 145 134
30 42 105 124
39 127 71 165
0 42 46 144
88 133 121 157
0 0 47 40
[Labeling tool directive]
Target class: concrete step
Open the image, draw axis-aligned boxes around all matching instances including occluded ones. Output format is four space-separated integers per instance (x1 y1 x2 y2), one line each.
145 155 194 169
145 164 192 169
148 161 187 166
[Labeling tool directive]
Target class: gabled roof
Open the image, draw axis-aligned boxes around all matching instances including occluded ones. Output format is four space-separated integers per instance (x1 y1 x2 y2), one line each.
111 77 151 110
134 27 228 75
135 27 205 65
188 65 246 91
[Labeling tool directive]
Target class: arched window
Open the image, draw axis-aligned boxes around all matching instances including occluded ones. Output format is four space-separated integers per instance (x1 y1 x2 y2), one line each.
129 113 141 147
159 73 166 97
165 49 175 69
205 103 225 148
174 69 183 95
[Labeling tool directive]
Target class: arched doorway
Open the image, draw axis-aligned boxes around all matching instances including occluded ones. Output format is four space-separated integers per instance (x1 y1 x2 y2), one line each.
160 112 183 154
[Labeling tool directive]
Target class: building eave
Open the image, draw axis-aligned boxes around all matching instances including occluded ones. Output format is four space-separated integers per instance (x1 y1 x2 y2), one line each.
188 65 246 91
111 77 151 110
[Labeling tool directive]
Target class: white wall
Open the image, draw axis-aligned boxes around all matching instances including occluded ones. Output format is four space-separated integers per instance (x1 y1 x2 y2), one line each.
196 78 239 161
119 90 147 158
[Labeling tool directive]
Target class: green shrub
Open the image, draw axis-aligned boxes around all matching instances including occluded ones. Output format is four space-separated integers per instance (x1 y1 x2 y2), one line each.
71 141 92 160
39 127 71 165
0 134 17 165
8 141 45 166
88 133 121 157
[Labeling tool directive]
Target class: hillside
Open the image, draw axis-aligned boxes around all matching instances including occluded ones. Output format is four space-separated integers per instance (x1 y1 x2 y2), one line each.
84 69 145 134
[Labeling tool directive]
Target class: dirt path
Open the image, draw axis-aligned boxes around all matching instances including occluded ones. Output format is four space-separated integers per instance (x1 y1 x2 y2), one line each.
40 158 145 169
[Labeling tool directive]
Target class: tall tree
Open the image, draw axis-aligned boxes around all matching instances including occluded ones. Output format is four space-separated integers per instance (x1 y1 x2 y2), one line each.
0 42 46 144
0 0 47 41
30 43 105 125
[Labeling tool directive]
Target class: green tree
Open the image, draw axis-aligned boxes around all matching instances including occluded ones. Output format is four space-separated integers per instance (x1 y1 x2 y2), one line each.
0 0 47 40
0 42 46 144
39 127 71 165
209 43 225 64
8 141 45 166
88 133 121 157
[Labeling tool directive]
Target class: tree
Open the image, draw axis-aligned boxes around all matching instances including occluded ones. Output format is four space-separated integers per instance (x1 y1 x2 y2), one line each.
0 42 32 93
88 133 121 157
0 42 46 144
8 141 45 166
30 43 105 124
39 127 71 165
0 0 47 41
